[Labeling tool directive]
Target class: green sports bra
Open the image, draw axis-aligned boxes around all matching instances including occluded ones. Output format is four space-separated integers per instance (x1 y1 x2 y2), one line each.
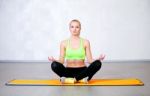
65 38 86 60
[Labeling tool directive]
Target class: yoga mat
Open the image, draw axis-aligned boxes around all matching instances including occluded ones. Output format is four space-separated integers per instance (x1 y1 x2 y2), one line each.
6 78 144 86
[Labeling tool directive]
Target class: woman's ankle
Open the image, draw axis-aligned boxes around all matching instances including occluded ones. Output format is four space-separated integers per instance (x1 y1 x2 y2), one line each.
78 77 88 83
60 77 76 84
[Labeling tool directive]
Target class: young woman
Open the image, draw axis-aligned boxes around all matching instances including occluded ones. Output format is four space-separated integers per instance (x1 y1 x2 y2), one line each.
48 19 105 84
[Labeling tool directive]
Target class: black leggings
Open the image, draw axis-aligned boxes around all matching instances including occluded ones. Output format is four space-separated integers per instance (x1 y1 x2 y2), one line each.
51 60 102 81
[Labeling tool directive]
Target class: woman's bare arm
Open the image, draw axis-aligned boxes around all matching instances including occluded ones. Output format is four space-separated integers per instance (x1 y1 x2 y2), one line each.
48 40 66 64
58 40 66 64
85 39 94 64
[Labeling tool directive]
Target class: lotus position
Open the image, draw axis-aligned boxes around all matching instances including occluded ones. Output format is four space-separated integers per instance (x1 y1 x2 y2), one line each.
48 19 105 84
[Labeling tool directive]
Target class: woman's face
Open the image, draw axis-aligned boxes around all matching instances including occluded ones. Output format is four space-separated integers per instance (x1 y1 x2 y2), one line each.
69 21 81 36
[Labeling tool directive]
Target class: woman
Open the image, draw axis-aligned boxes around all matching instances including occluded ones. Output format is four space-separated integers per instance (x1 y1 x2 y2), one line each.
48 19 105 84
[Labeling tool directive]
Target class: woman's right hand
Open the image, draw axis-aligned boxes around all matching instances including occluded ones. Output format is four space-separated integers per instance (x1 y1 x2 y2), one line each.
48 56 56 62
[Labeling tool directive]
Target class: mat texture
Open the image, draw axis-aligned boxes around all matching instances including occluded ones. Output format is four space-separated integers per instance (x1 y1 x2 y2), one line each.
6 78 144 86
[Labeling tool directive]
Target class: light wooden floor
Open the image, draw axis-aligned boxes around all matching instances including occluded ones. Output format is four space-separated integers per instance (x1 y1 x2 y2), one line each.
0 61 150 96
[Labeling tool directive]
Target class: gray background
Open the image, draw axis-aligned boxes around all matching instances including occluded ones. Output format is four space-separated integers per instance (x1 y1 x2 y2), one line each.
0 0 150 61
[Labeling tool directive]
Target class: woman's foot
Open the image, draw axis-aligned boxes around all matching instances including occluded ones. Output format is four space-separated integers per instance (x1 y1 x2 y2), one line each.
60 77 76 84
78 77 88 84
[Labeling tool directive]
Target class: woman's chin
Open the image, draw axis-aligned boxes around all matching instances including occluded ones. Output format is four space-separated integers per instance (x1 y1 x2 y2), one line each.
72 33 79 36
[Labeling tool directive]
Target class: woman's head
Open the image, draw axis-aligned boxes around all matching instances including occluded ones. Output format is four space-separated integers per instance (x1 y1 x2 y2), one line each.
69 19 81 36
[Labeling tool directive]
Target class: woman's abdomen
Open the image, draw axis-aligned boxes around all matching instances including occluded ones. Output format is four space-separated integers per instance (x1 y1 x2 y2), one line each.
66 59 86 68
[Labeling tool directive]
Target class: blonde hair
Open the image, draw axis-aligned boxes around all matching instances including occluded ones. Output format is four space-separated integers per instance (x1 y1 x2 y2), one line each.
69 19 81 28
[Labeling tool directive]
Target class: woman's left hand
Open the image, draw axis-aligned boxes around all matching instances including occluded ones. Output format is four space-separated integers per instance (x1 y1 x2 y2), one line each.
98 54 105 61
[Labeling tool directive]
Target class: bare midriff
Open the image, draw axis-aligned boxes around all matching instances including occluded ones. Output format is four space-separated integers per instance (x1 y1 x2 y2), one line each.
66 59 86 68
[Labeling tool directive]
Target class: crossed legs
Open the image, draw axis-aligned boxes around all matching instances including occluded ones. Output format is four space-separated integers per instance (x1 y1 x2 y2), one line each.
51 60 102 82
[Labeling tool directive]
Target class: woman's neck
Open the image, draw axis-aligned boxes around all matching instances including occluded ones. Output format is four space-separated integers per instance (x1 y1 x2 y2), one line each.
70 36 80 40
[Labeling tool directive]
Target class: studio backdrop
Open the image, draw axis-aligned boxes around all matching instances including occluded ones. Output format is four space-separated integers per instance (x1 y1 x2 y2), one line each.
0 0 150 61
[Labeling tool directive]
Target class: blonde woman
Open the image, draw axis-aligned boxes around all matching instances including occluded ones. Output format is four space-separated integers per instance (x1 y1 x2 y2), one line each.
48 19 105 84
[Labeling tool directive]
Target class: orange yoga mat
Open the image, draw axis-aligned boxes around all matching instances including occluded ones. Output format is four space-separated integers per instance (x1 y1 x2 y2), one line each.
6 78 144 86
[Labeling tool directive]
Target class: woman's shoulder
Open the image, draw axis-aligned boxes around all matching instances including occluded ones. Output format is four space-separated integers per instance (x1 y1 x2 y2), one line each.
81 38 90 43
81 38 90 45
60 39 69 46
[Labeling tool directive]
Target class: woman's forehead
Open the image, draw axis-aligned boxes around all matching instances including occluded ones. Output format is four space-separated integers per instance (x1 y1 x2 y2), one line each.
70 21 80 26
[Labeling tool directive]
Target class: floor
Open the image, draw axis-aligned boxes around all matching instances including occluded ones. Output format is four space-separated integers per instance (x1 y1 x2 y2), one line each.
0 61 150 96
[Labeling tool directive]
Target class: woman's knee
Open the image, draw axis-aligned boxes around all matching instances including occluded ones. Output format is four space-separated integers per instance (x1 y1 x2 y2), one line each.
91 60 102 69
51 61 61 71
